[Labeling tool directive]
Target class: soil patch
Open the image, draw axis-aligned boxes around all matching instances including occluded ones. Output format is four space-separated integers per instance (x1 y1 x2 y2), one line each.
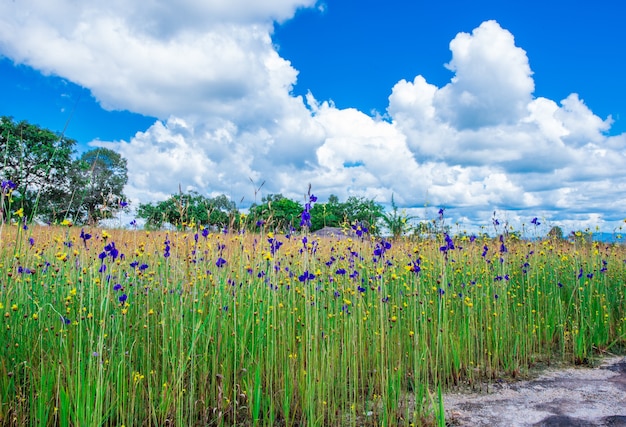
444 356 626 426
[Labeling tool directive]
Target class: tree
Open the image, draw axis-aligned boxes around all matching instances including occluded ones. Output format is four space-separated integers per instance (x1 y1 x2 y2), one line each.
75 148 128 224
0 116 76 221
548 225 564 240
341 196 385 232
248 194 303 232
310 194 344 231
137 191 239 229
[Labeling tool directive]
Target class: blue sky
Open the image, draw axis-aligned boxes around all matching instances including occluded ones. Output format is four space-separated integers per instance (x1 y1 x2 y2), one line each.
1 0 625 232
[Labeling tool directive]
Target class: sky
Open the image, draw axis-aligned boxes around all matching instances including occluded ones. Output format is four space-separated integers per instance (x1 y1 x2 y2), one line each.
1 0 626 233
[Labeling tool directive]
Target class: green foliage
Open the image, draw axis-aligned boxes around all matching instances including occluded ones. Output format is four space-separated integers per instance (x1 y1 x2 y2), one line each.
75 148 128 224
308 195 384 233
548 225 564 240
0 118 129 224
0 116 76 221
137 191 238 229
248 194 303 232
309 194 344 231
380 194 414 239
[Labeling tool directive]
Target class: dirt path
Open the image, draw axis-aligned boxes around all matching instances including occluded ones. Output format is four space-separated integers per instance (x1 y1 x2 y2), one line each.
444 356 626 426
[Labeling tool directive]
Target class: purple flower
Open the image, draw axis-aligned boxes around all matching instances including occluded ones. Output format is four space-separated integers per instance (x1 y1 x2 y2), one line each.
531 217 541 226
1 180 16 193
215 257 227 268
298 271 315 282
118 294 128 304
439 234 455 254
499 235 507 253
113 284 122 291
80 229 92 244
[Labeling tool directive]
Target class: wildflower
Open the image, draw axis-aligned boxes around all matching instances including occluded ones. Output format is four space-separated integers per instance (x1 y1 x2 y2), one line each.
119 294 128 304
300 189 317 228
373 240 392 258
1 180 16 193
28 237 35 246
104 242 119 260
80 229 92 245
298 271 315 282
268 236 283 255
352 222 369 237
531 217 541 226
215 257 227 268
61 218 73 227
163 236 171 258
439 234 455 254
407 257 421 274
14 208 24 218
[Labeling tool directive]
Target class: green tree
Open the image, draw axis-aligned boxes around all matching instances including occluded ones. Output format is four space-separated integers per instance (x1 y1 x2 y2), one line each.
310 194 344 231
0 116 76 221
248 194 303 232
341 196 385 233
74 148 128 224
137 191 238 229
548 225 564 240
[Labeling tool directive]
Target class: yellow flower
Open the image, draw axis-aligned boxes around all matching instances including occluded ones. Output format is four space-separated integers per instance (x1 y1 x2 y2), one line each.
61 218 73 227
14 208 24 218
11 304 18 311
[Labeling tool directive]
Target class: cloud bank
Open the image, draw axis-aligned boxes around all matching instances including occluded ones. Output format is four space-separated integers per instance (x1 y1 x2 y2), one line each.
1 1 624 231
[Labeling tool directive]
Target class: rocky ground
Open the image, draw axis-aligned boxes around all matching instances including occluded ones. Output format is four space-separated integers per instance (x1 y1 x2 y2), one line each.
444 356 626 426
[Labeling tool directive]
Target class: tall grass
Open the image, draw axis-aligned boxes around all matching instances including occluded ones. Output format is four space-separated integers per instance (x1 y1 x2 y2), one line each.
0 224 625 425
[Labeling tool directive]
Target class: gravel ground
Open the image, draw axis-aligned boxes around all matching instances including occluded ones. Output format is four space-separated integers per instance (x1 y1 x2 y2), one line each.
444 356 626 426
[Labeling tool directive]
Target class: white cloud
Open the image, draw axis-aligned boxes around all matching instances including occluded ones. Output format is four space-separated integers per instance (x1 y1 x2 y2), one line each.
1 5 625 232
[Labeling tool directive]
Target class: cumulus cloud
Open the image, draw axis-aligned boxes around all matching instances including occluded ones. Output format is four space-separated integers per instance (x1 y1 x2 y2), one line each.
387 21 624 229
0 4 624 231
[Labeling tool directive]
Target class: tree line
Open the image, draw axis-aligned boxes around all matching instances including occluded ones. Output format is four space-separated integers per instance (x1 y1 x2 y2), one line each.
1 116 128 224
136 191 392 234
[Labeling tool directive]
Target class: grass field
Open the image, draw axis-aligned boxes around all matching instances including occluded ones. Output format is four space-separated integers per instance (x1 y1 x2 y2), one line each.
1 223 625 426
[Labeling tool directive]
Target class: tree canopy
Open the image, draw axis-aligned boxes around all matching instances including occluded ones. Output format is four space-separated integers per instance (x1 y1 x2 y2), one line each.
0 117 128 224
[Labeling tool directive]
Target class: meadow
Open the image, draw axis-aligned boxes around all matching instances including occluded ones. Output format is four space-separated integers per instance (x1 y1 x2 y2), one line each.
0 222 625 426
